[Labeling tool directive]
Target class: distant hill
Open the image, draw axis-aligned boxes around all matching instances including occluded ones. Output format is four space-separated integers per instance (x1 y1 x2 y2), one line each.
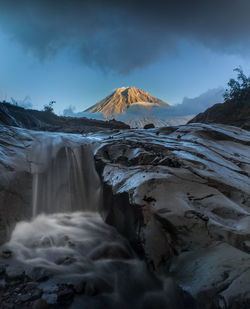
189 97 250 130
85 86 170 118
0 102 129 133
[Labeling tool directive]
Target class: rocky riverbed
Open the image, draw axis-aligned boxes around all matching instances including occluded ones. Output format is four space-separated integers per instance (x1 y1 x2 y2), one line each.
0 123 250 308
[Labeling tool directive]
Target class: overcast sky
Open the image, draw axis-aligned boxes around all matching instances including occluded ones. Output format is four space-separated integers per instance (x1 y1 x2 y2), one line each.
0 0 250 114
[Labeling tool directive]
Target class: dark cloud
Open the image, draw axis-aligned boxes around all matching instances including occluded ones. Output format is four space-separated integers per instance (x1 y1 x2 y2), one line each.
0 0 250 73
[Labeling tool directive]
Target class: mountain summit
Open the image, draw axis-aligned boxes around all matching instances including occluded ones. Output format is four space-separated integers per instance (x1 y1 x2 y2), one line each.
85 86 169 118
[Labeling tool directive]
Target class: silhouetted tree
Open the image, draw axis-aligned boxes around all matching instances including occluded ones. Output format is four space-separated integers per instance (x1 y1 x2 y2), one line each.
224 68 250 101
44 101 56 113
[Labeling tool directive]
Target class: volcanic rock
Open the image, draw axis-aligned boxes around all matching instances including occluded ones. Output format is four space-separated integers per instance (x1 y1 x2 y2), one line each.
0 122 250 308
95 123 250 308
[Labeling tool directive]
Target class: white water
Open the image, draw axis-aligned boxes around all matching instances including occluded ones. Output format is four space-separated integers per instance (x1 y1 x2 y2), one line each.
1 133 192 308
7 212 134 274
5 212 188 309
29 133 102 216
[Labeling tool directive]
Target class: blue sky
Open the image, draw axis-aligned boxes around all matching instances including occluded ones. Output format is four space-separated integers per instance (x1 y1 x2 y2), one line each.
1 1 250 115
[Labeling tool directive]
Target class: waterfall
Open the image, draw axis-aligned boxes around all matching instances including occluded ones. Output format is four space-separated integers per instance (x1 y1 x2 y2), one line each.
29 133 102 216
0 131 194 309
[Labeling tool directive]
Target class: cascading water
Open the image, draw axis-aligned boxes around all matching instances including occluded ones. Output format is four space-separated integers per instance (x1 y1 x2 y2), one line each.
0 132 195 309
30 133 102 216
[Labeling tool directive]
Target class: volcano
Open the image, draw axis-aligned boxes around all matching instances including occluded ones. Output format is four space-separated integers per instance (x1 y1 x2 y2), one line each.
85 86 170 118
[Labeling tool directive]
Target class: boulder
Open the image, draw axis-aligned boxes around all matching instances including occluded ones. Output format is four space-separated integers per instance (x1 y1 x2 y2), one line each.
144 123 155 129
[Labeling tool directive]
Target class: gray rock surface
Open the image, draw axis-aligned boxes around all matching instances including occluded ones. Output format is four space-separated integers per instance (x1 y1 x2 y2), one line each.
0 123 250 308
95 123 250 308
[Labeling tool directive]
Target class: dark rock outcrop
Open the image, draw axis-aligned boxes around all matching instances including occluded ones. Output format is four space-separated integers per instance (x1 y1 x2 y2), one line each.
95 123 250 308
189 98 250 130
0 102 130 133
144 123 155 129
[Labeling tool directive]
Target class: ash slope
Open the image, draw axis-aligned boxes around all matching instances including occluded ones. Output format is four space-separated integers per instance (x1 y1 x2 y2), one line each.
85 86 170 118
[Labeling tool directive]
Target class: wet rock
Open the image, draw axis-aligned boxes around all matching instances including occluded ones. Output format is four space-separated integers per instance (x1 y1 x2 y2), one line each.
28 288 42 301
18 293 33 302
159 157 181 168
0 122 250 308
77 276 114 296
6 265 24 281
26 267 51 282
84 281 108 296
0 278 6 290
0 302 15 309
55 256 77 265
0 249 12 259
242 240 250 253
89 242 132 260
0 263 6 276
170 242 250 309
32 299 49 309
24 281 39 290
57 285 74 303
73 281 85 294
95 123 250 307
144 123 155 129
41 293 57 304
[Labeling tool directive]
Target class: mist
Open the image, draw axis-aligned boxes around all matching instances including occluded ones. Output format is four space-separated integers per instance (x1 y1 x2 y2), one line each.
63 87 224 126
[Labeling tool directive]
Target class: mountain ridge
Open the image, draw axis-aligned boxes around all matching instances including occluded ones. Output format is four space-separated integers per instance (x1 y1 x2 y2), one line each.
0 102 129 133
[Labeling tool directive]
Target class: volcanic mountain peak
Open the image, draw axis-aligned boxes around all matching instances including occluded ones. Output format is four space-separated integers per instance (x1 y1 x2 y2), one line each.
85 86 170 118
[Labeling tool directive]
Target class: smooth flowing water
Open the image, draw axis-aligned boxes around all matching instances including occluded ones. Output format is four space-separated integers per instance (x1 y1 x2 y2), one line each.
1 133 193 308
29 133 102 216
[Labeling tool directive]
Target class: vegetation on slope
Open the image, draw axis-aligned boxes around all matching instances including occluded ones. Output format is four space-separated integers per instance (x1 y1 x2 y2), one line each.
189 68 250 130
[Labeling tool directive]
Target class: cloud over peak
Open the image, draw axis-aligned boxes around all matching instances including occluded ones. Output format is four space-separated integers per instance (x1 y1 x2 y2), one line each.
1 0 250 73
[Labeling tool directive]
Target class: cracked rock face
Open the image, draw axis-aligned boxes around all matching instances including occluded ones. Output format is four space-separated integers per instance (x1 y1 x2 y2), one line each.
95 123 250 308
0 123 250 308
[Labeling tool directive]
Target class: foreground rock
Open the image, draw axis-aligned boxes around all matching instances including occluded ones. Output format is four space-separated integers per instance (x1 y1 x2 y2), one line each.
95 123 250 308
0 122 250 308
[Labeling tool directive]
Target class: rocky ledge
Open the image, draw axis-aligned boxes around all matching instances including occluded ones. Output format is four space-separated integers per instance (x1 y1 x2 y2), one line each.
95 123 250 308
